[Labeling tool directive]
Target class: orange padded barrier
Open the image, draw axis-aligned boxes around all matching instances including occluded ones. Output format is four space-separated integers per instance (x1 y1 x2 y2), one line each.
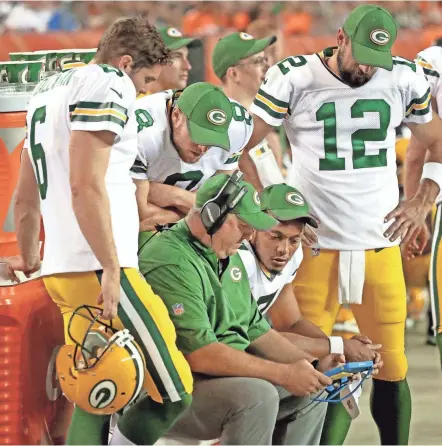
0 278 70 444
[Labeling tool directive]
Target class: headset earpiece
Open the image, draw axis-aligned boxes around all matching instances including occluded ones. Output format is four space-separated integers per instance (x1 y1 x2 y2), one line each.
200 171 246 235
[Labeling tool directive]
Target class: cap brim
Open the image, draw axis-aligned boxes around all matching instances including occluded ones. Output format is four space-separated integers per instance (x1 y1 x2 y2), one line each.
238 211 279 231
187 120 231 150
244 36 277 58
351 41 393 70
168 37 202 51
266 208 318 228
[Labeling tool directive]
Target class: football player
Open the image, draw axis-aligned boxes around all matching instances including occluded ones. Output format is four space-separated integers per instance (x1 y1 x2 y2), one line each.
14 17 193 445
405 40 442 356
211 32 286 187
239 183 381 364
238 5 442 445
140 25 201 96
132 82 253 247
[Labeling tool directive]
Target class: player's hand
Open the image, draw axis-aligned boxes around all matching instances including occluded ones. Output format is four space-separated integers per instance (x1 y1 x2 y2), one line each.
302 224 318 247
343 338 381 363
0 255 41 282
384 198 431 249
316 353 346 373
401 222 431 260
97 267 120 320
280 359 332 397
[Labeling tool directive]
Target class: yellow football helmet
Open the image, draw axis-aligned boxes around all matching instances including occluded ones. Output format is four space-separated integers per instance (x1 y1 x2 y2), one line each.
56 305 145 415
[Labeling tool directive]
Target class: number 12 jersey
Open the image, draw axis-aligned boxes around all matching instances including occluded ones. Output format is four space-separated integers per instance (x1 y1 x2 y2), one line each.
250 48 432 250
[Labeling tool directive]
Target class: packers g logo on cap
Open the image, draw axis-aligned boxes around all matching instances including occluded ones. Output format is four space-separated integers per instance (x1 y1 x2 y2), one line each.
230 266 242 282
370 29 390 46
253 191 260 206
286 192 304 206
239 32 254 41
167 27 183 38
207 109 227 125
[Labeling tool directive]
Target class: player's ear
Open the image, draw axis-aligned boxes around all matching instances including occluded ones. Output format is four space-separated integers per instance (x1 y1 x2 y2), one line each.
118 55 134 73
225 66 237 83
337 28 345 47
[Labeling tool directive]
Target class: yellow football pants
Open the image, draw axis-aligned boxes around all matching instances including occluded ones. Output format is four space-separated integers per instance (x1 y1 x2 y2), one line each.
430 204 442 335
44 268 193 403
294 246 407 382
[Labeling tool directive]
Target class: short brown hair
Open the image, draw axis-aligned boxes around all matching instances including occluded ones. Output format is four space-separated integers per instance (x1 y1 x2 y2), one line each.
96 16 171 70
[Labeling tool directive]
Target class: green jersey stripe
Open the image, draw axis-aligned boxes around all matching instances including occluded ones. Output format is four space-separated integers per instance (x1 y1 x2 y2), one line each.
409 104 431 116
405 87 431 111
71 114 126 128
257 88 289 108
253 98 286 120
70 101 127 115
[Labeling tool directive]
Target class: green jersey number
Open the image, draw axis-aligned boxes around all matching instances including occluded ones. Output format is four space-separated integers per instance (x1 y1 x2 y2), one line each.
164 170 204 191
135 109 154 133
317 99 390 171
232 103 252 125
29 106 48 200
277 56 307 75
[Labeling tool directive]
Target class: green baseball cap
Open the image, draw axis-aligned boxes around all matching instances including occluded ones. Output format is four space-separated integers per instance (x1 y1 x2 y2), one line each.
196 174 278 231
158 26 201 51
343 5 397 71
177 82 233 150
212 32 277 79
260 184 318 228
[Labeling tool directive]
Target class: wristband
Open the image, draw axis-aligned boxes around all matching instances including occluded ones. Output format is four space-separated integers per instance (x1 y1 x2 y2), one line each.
328 336 344 354
421 162 442 194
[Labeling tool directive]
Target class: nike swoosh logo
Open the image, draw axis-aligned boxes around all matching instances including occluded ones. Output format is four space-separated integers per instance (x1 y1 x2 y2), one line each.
110 88 123 99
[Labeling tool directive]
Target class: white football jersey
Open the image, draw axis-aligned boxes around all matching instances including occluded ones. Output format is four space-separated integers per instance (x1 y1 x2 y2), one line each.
238 240 303 315
250 48 432 250
24 64 139 275
131 90 253 190
416 46 442 205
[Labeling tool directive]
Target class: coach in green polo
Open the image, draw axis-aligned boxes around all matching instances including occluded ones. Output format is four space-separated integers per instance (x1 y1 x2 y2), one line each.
133 172 335 446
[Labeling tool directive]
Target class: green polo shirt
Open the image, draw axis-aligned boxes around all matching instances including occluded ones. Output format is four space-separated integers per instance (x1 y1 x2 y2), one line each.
139 221 271 355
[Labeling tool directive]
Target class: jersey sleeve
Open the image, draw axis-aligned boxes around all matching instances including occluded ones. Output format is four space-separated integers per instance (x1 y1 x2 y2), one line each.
218 102 254 171
403 65 433 125
250 62 294 127
69 66 134 136
416 54 440 98
247 296 271 342
144 262 218 356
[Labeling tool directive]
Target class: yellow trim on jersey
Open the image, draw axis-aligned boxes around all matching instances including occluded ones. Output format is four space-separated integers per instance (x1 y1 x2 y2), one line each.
416 59 434 70
72 107 127 122
255 93 287 114
405 94 431 116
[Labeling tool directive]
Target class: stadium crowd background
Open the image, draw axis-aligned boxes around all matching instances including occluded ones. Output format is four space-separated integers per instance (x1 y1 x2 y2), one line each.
1 1 442 36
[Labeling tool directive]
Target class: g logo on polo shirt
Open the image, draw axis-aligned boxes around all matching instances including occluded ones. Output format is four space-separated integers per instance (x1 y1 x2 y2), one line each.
167 27 183 38
239 32 254 41
230 266 242 282
253 191 260 206
207 109 227 125
286 192 304 206
370 29 390 46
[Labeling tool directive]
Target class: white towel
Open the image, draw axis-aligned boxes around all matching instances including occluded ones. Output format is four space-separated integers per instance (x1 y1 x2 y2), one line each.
338 250 365 305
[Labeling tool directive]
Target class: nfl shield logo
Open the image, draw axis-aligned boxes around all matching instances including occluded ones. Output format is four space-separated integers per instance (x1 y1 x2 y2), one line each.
312 248 320 257
172 303 185 316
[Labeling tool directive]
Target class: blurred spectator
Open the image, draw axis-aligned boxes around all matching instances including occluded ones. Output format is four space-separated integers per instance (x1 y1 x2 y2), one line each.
282 2 312 36
3 1 54 33
182 1 230 37
46 2 80 32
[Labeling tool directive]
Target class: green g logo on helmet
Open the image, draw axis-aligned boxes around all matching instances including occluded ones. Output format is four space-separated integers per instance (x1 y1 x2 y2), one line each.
167 27 183 38
370 29 390 46
207 109 227 126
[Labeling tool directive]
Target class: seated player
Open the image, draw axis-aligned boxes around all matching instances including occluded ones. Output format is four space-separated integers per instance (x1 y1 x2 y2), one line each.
239 183 382 363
